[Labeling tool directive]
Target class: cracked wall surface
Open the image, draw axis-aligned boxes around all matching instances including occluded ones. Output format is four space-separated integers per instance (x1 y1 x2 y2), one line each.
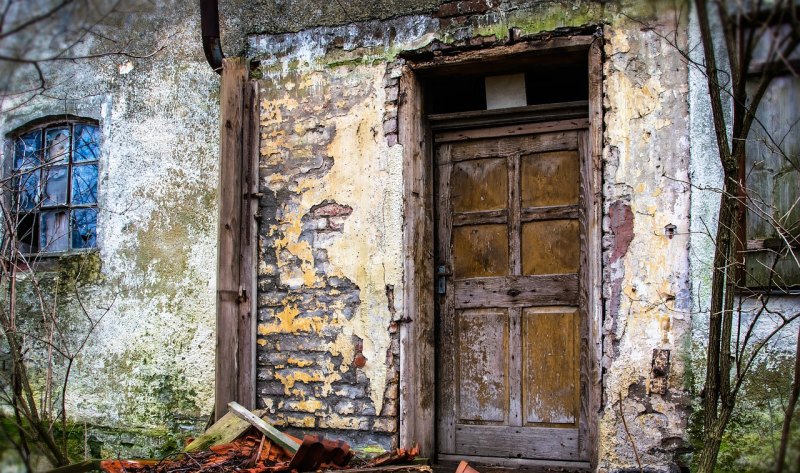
255 63 404 449
0 0 221 460
250 1 695 470
599 13 693 471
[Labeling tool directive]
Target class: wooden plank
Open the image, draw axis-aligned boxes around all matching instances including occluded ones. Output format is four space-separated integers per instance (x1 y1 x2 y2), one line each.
521 219 580 275
508 307 523 428
447 131 578 162
521 205 579 222
577 129 592 461
436 145 457 453
326 466 433 473
452 224 509 278
743 73 800 288
407 36 595 76
451 157 508 212
509 153 521 276
585 38 603 467
435 119 588 144
507 149 522 429
184 408 265 453
456 309 509 424
454 275 579 308
429 101 588 125
399 68 436 456
522 309 579 426
436 454 590 472
454 425 582 460
453 209 507 226
237 79 259 410
216 56 248 421
429 101 588 131
520 150 580 208
228 401 300 454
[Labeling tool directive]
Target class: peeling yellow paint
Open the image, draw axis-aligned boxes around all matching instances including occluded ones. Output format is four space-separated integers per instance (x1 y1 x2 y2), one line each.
259 65 402 415
258 305 325 335
287 356 313 367
292 399 324 412
319 415 364 430
275 370 342 396
286 415 316 428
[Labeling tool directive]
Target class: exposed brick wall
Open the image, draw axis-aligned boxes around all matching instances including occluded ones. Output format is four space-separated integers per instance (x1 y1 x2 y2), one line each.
255 66 400 449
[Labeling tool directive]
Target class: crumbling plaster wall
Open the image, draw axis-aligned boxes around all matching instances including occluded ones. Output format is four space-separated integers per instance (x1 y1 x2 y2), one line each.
0 0 222 457
250 0 695 469
598 11 693 472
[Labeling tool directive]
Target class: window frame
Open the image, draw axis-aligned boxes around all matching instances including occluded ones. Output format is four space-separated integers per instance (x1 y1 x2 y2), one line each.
5 116 100 256
738 24 800 294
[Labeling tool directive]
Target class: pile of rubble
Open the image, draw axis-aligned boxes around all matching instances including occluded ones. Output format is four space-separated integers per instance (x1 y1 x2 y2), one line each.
79 402 440 473
49 402 485 473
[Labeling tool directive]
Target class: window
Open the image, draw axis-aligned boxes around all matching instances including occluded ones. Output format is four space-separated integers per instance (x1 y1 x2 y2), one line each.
9 120 99 254
742 27 800 290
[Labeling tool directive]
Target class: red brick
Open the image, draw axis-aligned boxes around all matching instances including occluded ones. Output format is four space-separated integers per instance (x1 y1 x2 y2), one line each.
310 201 353 218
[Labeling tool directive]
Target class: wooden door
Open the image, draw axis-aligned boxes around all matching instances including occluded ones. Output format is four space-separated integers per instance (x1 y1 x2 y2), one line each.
436 126 589 464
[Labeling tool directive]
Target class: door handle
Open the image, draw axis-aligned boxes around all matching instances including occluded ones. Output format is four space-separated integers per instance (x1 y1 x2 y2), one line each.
437 265 452 295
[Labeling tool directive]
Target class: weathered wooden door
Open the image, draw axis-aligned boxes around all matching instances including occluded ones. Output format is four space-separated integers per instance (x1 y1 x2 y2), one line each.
435 125 589 464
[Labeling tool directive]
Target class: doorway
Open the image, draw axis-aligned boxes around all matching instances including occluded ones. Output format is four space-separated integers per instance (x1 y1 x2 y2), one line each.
398 36 603 471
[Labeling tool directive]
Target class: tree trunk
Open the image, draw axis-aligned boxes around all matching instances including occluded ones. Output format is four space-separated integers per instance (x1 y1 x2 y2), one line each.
699 179 741 473
776 325 800 473
697 408 734 473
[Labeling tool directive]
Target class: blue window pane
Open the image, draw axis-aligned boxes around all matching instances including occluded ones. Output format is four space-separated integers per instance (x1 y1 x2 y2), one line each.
40 210 69 252
71 164 98 205
14 130 41 169
14 171 40 210
73 124 99 162
45 127 70 164
71 208 97 249
42 165 68 206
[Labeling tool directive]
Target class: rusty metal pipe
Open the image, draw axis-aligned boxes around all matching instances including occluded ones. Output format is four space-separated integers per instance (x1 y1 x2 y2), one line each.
200 0 225 74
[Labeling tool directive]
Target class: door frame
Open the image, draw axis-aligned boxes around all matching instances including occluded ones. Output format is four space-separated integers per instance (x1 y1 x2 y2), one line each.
398 34 604 469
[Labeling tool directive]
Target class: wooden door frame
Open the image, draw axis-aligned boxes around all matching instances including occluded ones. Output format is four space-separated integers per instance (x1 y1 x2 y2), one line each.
215 57 260 419
398 34 604 468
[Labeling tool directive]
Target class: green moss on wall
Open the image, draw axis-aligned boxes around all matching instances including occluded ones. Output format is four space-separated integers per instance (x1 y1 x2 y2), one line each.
688 354 800 471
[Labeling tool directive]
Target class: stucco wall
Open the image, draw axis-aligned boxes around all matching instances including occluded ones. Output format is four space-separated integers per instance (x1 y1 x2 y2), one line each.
0 0 220 458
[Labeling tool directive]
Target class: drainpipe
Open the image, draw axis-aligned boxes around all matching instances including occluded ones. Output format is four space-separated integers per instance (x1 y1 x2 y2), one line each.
200 0 225 74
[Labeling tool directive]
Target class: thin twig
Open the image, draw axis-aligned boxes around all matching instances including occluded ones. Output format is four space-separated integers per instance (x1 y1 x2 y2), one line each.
618 392 644 473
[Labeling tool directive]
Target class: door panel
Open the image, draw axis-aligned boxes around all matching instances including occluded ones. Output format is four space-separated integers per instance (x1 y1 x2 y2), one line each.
453 225 509 278
521 219 580 275
522 308 579 426
457 309 509 423
436 127 587 463
520 150 580 207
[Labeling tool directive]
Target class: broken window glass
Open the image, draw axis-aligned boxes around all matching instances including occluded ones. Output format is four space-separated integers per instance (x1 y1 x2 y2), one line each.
9 121 100 253
71 164 98 205
71 208 97 249
16 213 39 254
